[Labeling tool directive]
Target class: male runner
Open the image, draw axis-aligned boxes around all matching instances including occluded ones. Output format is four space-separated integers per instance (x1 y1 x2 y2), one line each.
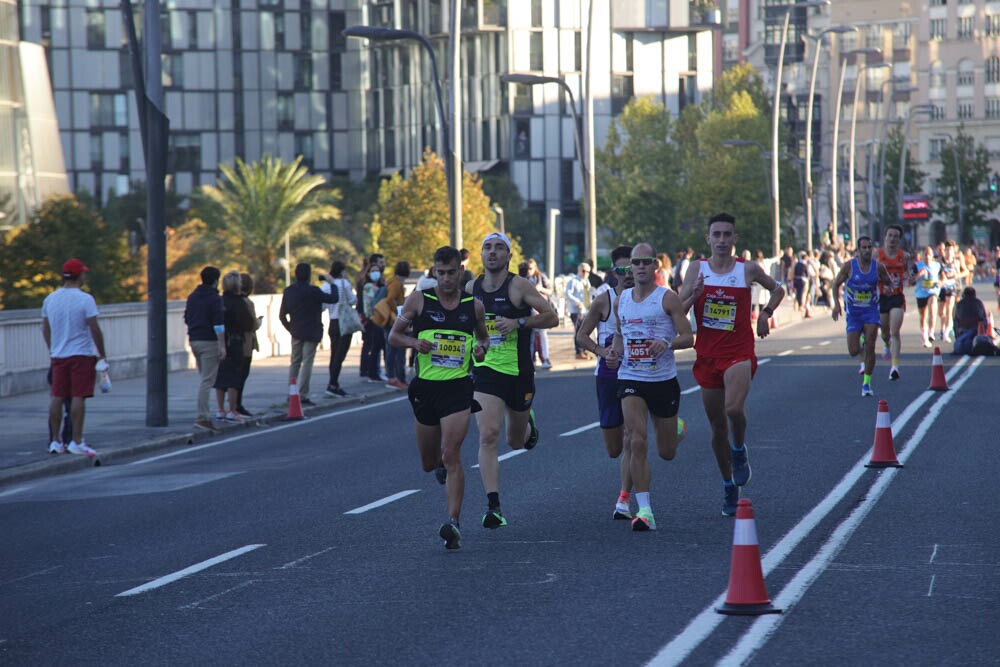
468 232 558 528
388 246 490 550
611 243 693 531
575 245 637 520
831 236 893 397
680 212 785 516
876 224 913 381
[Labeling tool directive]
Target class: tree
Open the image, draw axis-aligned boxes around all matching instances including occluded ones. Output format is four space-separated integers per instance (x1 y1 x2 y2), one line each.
0 194 141 309
102 180 187 251
935 127 994 244
192 156 342 294
875 124 927 239
480 173 536 258
371 149 521 275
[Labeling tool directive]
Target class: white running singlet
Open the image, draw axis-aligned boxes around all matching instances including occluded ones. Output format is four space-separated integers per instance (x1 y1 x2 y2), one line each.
616 286 677 382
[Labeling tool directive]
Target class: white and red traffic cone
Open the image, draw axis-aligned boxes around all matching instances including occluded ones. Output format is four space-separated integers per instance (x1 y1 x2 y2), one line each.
927 347 948 392
286 377 305 420
717 498 782 616
865 399 902 469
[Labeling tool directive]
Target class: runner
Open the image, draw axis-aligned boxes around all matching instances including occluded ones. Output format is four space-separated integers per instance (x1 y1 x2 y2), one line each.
610 243 693 531
575 245 637 520
388 246 490 550
876 225 913 381
913 246 941 348
831 236 893 396
679 212 785 516
467 232 558 529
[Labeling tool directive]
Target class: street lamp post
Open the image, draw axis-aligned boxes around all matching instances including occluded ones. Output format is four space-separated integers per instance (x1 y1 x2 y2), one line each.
803 25 856 252
848 62 890 245
548 207 560 280
934 132 964 243
896 104 935 232
874 84 918 238
490 204 505 234
770 0 830 258
500 73 593 268
344 24 462 248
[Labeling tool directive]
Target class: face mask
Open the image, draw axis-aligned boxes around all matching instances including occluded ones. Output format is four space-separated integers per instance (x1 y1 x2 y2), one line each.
369 271 381 282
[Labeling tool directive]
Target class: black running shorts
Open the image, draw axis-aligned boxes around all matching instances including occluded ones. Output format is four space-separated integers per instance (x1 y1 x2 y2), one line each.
407 377 474 426
473 365 535 412
616 377 681 419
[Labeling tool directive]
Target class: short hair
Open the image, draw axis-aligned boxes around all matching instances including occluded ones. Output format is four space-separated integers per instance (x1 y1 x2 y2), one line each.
517 261 529 277
394 260 411 278
885 224 903 236
221 270 241 294
962 286 976 299
294 262 311 282
857 235 873 246
460 248 470 261
368 253 384 264
329 260 346 278
708 211 736 228
200 266 221 285
433 246 461 266
239 272 254 295
610 245 633 263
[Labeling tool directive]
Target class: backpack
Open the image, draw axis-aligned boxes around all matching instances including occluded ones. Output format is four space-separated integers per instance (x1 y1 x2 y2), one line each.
971 334 999 357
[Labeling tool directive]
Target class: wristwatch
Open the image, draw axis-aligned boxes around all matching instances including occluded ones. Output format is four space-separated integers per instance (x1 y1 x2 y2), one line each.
517 317 527 329
762 306 774 316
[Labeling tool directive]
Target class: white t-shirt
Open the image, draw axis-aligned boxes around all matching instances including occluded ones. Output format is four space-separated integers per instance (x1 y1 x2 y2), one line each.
41 287 100 358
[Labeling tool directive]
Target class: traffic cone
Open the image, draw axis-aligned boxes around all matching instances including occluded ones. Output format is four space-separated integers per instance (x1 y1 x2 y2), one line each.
865 399 902 468
716 498 782 616
286 377 305 420
927 347 948 391
769 315 778 330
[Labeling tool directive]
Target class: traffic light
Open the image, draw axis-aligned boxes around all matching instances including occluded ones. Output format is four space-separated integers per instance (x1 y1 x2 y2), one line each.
990 172 999 196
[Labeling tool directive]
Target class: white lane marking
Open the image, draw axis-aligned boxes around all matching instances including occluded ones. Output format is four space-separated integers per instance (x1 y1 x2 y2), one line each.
714 357 983 667
777 350 794 357
277 546 338 570
179 579 259 610
927 575 937 597
646 356 977 666
929 544 939 564
130 396 409 466
560 422 600 437
115 544 265 597
800 345 813 350
471 449 529 468
681 386 701 395
758 358 771 365
818 340 831 346
0 565 62 587
344 489 420 515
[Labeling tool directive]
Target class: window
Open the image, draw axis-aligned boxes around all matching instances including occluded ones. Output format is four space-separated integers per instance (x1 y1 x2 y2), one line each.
957 16 974 40
930 62 946 89
90 134 103 169
119 132 130 170
531 0 542 27
162 53 183 87
295 133 314 166
529 32 543 70
86 10 105 49
957 101 974 119
329 12 346 51
89 93 127 127
611 74 633 115
987 56 1000 84
893 22 911 49
512 83 532 114
119 50 133 87
987 14 1000 37
865 25 881 50
957 61 974 86
679 74 697 112
189 11 198 49
274 12 285 50
300 9 312 49
561 159 574 202
168 134 201 172
986 98 1000 119
929 19 946 40
929 139 945 161
295 53 313 90
330 52 342 90
574 31 581 72
277 93 294 130
930 104 946 120
160 10 172 50
514 119 530 158
929 0 945 6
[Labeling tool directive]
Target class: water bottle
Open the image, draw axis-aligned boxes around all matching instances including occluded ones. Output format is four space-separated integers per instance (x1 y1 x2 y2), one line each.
100 370 111 393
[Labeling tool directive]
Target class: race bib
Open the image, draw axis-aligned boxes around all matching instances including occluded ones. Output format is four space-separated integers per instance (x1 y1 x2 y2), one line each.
625 337 657 371
484 314 507 347
431 333 467 368
702 297 736 331
921 279 935 289
850 290 872 307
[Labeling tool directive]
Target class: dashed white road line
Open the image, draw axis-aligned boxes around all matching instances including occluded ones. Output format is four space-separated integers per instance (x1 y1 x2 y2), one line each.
344 490 419 515
116 544 266 597
818 340 831 346
560 422 600 437
777 350 794 357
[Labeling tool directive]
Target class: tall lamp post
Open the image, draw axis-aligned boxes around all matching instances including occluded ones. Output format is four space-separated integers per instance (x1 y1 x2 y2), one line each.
500 73 593 268
803 25 856 252
934 132 964 244
343 24 462 248
874 83 918 238
769 0 829 258
865 76 908 239
896 103 935 233
490 204 505 234
848 62 890 245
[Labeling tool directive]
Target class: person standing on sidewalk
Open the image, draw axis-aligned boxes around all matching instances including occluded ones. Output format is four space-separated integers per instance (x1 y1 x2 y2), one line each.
41 258 108 457
680 212 785 516
279 262 339 406
184 266 226 432
526 258 554 369
236 272 262 416
322 260 357 397
383 260 411 389
565 262 593 359
213 271 256 422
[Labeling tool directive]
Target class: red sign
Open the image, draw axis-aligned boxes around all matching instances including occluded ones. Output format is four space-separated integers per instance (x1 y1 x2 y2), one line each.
902 194 930 221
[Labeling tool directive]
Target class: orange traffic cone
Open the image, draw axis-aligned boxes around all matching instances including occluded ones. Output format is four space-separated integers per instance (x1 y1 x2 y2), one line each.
769 315 778 330
927 347 948 391
716 498 782 616
865 399 902 468
286 377 305 420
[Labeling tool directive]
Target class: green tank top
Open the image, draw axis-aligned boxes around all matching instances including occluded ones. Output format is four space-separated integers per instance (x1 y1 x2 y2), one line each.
413 289 477 381
472 273 533 376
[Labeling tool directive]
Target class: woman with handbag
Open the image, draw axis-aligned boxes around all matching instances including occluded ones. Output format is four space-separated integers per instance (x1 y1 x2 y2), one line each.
323 260 359 397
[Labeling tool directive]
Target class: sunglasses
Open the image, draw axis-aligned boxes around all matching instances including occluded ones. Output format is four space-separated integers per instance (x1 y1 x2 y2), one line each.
631 257 655 266
612 265 633 275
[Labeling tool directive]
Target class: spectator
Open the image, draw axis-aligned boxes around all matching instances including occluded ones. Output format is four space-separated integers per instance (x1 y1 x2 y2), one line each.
322 260 357 398
670 248 692 291
214 270 256 422
236 272 262 416
360 259 387 382
781 246 795 296
416 264 438 291
655 252 672 288
565 262 593 359
279 262 340 405
953 286 988 339
184 265 225 432
459 248 475 285
382 260 411 389
793 251 814 317
525 258 553 369
41 258 108 457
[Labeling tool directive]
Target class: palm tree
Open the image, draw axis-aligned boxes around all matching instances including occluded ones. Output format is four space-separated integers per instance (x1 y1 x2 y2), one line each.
195 156 341 293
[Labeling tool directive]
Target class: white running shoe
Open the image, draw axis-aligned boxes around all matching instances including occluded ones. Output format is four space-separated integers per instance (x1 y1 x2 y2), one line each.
223 412 244 423
48 440 65 454
67 441 98 457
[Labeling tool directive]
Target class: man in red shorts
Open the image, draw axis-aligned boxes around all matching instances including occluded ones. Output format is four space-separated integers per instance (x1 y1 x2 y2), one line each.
679 212 784 516
877 224 913 381
41 258 108 457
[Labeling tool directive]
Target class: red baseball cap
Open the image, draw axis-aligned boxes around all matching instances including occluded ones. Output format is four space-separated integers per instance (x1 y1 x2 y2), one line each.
62 258 90 278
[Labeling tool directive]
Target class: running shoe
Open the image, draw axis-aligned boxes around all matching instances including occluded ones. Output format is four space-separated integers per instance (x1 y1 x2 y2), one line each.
539 360 552 370
858 362 865 375
731 445 751 486
631 507 656 531
434 465 447 485
300 397 316 406
889 367 900 381
677 417 687 441
722 483 740 517
215 410 226 421
613 502 632 520
944 329 954 343
223 412 244 423
236 406 253 417
524 408 539 450
861 383 874 397
48 440 65 454
439 521 461 550
67 441 98 457
881 346 891 361
928 332 936 342
482 508 507 529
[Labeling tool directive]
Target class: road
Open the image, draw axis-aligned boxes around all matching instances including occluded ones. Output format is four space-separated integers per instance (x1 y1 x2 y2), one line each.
2 315 996 666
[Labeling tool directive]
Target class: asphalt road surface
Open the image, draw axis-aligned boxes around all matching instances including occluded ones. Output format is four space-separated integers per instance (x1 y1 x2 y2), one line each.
2 316 997 666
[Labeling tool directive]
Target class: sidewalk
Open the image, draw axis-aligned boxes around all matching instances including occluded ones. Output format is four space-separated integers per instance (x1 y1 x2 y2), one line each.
0 301 801 487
